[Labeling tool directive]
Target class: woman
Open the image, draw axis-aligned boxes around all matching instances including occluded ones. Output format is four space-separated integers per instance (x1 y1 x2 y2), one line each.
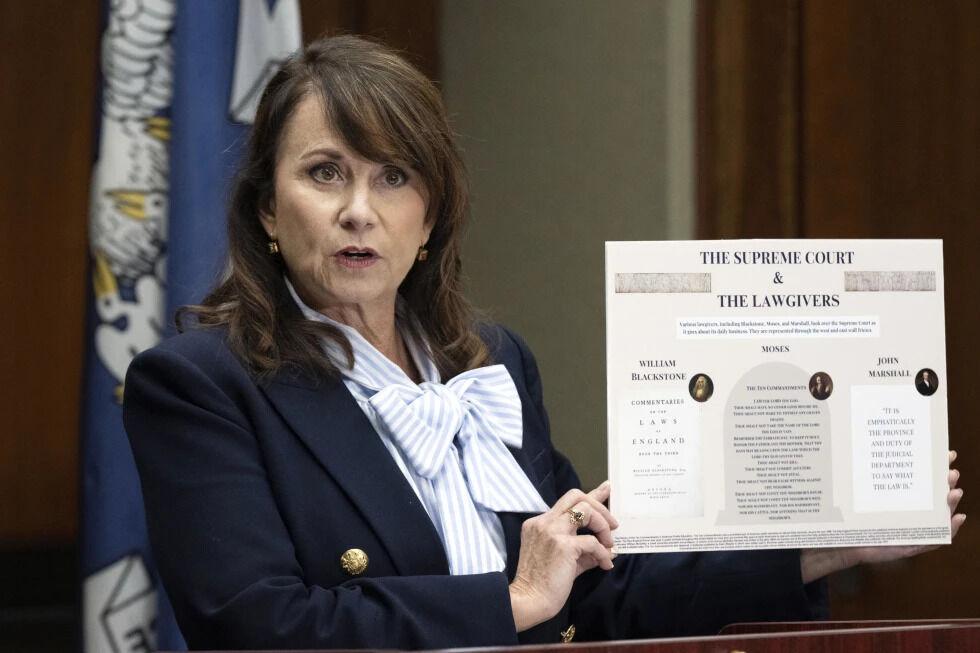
124 35 964 650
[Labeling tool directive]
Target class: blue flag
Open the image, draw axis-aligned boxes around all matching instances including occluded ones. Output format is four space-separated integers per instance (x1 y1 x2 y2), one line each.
82 1 301 650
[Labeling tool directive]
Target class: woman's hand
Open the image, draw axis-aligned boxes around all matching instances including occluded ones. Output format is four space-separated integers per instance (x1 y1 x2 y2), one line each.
508 481 618 632
801 450 965 583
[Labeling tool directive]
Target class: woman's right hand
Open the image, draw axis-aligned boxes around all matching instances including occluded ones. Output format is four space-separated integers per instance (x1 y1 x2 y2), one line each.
508 481 618 631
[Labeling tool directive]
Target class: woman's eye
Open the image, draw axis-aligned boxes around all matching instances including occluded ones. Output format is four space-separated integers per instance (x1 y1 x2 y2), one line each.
310 163 340 183
383 166 407 187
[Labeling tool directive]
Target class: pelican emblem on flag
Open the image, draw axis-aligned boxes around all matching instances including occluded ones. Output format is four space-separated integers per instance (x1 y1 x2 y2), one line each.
89 0 174 399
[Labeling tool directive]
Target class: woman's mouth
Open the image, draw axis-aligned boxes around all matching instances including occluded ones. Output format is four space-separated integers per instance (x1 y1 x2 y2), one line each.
335 247 379 268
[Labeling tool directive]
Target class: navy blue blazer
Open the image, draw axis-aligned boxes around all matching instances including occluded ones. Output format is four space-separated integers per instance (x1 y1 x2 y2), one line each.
124 324 826 650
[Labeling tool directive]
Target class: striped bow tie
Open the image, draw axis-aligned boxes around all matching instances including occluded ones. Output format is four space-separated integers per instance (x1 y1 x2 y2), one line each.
368 366 550 514
365 365 548 574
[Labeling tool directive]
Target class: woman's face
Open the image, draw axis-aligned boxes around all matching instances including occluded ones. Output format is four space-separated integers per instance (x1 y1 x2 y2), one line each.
261 95 431 320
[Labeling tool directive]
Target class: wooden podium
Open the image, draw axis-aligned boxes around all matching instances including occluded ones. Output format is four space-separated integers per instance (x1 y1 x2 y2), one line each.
441 620 980 653
192 620 980 653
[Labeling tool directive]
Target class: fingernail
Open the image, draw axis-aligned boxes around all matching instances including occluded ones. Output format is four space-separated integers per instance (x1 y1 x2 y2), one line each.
601 480 611 489
951 451 958 463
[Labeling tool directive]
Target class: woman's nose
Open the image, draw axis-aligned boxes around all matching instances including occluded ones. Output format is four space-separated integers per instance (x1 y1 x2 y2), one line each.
338 184 377 231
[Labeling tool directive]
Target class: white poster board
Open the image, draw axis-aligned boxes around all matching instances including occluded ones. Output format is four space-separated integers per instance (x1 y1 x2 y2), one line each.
606 240 950 553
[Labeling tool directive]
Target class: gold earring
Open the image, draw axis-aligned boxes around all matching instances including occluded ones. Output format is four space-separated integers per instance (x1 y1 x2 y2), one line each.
417 245 428 262
268 240 280 254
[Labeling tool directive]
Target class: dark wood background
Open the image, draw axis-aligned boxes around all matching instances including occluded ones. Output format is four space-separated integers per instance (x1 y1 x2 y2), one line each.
699 0 979 619
1 0 976 645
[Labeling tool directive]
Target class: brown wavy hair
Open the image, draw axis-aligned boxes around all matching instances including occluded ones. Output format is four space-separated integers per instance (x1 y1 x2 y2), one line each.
178 35 490 380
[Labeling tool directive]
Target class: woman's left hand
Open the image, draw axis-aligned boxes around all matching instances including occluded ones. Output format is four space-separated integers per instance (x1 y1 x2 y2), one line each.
800 450 966 583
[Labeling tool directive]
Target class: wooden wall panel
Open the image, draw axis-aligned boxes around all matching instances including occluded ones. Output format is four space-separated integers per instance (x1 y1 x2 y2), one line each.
0 2 98 542
802 0 980 620
699 0 980 621
300 0 440 80
803 1 979 236
697 0 802 238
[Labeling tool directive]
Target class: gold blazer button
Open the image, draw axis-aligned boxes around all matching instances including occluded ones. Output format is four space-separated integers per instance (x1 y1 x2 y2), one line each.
340 548 369 575
560 624 576 643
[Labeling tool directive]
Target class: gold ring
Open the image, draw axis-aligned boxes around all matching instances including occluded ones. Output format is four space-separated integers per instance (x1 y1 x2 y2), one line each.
566 508 586 527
